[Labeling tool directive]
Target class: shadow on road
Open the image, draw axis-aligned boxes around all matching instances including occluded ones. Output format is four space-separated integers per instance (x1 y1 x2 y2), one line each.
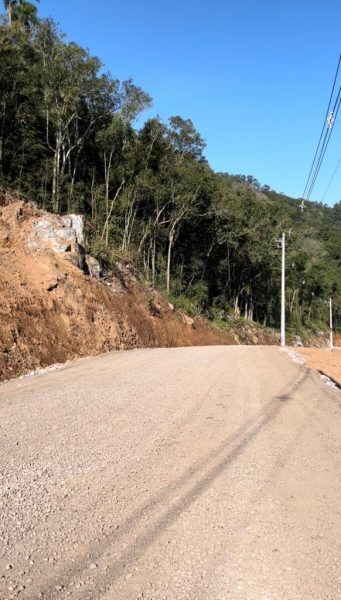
41 368 310 597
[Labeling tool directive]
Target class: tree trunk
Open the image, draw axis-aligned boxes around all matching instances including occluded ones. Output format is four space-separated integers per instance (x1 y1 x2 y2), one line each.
0 137 3 177
102 150 114 243
7 2 12 28
234 295 240 317
52 150 59 212
52 130 62 213
68 151 80 212
166 232 174 294
151 237 156 285
90 170 96 220
290 289 298 313
122 193 136 252
101 179 125 245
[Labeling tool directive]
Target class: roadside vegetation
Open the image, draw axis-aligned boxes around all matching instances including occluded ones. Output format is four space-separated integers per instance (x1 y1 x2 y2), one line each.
0 1 340 336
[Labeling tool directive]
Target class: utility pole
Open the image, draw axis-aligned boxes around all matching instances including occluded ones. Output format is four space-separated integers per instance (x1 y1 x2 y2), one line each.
280 232 285 347
329 298 333 350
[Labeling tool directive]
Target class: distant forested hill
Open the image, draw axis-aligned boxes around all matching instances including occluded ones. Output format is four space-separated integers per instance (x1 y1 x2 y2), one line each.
0 2 340 334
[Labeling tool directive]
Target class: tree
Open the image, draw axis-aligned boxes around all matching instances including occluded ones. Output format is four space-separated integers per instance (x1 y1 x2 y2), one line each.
168 116 206 161
3 0 15 27
164 161 204 293
0 0 340 336
3 0 38 28
96 116 131 244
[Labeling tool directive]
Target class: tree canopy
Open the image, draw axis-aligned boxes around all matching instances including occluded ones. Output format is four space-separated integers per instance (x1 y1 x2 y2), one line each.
0 2 340 336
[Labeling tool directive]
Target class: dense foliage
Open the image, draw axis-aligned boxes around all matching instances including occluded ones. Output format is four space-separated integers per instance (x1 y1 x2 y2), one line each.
1 2 340 335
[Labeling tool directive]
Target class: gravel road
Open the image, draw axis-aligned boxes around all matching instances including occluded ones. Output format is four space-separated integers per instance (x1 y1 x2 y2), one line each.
0 346 340 600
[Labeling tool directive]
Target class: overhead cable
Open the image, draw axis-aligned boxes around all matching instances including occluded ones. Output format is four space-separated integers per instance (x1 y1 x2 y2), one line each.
302 54 341 200
306 87 341 199
321 156 341 202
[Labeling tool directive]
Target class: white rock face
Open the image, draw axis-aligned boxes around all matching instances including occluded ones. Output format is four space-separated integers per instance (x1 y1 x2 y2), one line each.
61 214 84 245
27 213 85 265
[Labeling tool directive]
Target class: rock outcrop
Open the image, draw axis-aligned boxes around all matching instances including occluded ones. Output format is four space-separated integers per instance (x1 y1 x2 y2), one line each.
27 212 85 268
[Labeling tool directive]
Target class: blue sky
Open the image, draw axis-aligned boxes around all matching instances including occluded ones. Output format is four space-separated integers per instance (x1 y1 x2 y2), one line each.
39 0 341 206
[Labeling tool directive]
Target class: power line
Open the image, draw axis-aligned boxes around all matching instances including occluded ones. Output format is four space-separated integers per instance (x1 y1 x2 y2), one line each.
302 54 341 200
306 85 341 198
305 83 341 200
301 54 340 198
306 88 341 199
321 156 341 202
305 89 341 199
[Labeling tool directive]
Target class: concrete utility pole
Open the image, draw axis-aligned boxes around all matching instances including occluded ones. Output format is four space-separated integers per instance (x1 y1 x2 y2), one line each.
329 298 333 350
280 232 285 347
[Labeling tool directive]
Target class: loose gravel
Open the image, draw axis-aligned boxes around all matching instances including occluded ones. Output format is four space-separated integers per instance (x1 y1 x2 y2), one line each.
0 346 340 599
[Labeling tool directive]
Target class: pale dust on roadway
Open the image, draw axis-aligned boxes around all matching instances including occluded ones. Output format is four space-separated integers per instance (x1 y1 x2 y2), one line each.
0 346 340 600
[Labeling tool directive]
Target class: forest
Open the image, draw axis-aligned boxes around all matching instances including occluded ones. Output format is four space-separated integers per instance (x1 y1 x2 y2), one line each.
1 1 340 336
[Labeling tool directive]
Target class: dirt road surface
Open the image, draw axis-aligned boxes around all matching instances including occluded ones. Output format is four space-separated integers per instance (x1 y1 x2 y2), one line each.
0 346 340 600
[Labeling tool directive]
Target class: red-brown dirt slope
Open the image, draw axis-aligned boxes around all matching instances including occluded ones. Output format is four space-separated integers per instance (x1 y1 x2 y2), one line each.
0 193 278 381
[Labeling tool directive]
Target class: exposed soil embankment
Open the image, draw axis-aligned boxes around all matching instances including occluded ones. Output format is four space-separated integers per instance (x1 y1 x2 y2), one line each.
294 347 341 386
0 193 278 381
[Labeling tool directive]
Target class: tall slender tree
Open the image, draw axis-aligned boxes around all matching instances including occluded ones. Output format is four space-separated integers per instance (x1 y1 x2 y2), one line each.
3 0 16 27
3 0 38 28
